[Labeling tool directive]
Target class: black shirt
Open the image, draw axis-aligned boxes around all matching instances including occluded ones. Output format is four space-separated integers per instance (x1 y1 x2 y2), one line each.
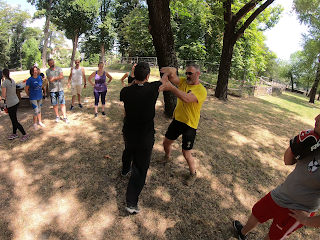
120 81 162 145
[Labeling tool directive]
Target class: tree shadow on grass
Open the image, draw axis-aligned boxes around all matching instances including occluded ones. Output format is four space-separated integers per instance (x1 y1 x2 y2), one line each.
0 78 319 239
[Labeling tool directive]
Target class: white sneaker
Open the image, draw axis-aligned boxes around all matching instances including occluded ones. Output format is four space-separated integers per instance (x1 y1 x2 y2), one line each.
55 116 60 123
33 124 39 131
38 122 45 127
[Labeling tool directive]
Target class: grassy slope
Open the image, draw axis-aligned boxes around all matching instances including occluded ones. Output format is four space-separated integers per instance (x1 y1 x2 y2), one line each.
0 68 320 239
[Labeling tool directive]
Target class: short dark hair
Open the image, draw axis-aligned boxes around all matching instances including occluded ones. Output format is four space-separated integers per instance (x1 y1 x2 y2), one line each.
30 66 37 76
134 62 150 81
48 58 54 63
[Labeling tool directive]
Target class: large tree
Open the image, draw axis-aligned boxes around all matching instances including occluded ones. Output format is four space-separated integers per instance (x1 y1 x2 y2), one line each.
51 0 99 67
147 0 177 117
215 0 281 100
28 0 57 68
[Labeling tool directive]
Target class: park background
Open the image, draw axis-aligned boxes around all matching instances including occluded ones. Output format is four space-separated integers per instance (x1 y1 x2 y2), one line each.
2 0 320 239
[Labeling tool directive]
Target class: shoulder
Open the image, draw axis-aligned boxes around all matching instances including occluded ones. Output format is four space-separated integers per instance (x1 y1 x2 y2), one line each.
298 130 320 142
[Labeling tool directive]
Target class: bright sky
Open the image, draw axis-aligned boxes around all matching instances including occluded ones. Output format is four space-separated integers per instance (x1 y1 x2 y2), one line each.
8 0 309 61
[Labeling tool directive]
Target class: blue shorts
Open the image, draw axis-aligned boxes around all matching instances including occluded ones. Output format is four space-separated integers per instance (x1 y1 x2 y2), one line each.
50 91 66 106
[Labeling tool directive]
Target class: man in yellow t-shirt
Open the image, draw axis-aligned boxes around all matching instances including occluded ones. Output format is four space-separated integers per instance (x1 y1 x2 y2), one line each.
158 63 207 186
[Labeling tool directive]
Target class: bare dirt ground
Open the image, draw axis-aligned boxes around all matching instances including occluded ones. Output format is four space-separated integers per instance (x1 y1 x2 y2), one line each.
1 69 320 239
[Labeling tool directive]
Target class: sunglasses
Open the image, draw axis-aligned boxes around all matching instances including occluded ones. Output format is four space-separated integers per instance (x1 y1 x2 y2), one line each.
185 72 194 76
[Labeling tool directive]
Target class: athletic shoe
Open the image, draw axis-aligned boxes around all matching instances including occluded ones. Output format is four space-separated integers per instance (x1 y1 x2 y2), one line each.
8 134 18 140
79 103 83 108
102 111 106 116
121 167 132 177
125 205 140 214
233 220 247 240
38 122 45 127
33 124 39 131
94 113 98 118
64 118 70 124
20 134 29 142
70 105 74 110
43 95 45 99
55 116 60 123
157 155 172 163
185 171 197 186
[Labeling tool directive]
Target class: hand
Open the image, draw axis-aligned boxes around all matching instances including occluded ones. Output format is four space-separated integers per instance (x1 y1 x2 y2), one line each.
289 209 311 225
84 84 87 89
159 74 173 92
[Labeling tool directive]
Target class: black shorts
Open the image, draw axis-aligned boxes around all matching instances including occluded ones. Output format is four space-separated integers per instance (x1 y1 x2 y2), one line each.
165 119 197 150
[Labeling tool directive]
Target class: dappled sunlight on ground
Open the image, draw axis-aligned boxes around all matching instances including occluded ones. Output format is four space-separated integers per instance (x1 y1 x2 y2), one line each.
1 74 320 239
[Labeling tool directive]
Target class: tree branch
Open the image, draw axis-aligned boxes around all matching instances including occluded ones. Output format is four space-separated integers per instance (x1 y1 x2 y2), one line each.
235 0 275 41
234 0 262 23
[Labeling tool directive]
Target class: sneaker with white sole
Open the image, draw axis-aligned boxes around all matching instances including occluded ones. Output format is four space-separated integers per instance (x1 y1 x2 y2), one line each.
233 220 247 240
55 116 60 123
33 124 39 131
8 134 18 140
64 118 70 124
125 205 140 214
38 122 45 127
121 166 132 177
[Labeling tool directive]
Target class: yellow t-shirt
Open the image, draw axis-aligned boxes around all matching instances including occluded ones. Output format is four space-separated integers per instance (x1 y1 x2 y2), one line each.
173 77 207 129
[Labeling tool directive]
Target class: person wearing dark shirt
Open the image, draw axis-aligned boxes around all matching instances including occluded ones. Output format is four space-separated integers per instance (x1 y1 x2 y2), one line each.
120 62 162 214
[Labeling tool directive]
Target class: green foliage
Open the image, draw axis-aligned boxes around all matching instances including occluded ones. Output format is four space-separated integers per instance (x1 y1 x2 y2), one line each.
21 38 41 69
119 6 155 56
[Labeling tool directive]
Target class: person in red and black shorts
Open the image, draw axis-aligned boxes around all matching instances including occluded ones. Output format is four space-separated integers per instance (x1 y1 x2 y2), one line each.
233 114 320 240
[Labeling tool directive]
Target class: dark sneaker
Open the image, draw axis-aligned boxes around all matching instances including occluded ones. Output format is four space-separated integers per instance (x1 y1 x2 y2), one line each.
79 103 83 108
94 113 98 118
121 167 132 177
70 105 74 110
185 171 197 186
157 155 172 163
233 220 247 240
125 205 140 214
8 134 18 140
102 111 106 116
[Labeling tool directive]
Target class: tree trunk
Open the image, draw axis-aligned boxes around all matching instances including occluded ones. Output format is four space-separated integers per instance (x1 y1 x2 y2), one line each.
70 33 78 67
42 0 53 68
147 0 177 117
290 74 294 92
101 44 105 63
309 64 320 103
215 19 236 100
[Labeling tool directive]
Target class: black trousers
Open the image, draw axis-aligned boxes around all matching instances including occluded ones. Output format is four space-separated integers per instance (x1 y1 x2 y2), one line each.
122 136 154 207
8 103 26 135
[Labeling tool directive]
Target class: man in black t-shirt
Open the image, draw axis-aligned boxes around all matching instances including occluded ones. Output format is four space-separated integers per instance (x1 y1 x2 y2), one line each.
120 62 162 214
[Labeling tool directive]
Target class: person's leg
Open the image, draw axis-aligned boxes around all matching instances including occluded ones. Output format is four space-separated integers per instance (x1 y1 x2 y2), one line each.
101 90 106 113
51 92 59 117
77 93 81 104
61 104 66 118
182 149 196 173
53 105 59 117
8 103 26 135
163 137 174 157
71 95 76 106
94 91 100 114
122 137 134 175
126 139 154 208
58 91 67 118
241 213 260 236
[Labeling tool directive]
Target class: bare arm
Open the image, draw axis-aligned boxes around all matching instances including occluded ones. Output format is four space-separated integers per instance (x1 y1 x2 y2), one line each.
25 85 30 96
289 210 320 227
49 72 63 83
1 87 6 99
68 68 72 87
81 67 87 87
159 73 198 103
284 147 297 165
87 72 96 87
120 73 129 87
160 67 180 86
105 71 113 85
